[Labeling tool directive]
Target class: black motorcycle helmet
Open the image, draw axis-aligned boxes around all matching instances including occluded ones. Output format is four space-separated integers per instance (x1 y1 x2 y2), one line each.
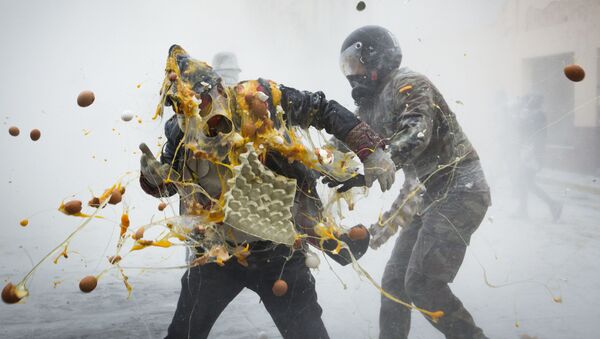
340 25 402 105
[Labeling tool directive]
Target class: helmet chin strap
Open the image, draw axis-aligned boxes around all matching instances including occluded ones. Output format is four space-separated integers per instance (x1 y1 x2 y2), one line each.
351 84 377 106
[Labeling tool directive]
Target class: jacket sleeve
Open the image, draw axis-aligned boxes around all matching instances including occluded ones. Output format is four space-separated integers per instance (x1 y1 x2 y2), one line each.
279 84 384 160
387 74 436 167
279 85 360 140
139 115 183 198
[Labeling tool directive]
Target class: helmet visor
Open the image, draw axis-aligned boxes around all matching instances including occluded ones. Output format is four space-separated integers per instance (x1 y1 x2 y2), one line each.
340 42 367 77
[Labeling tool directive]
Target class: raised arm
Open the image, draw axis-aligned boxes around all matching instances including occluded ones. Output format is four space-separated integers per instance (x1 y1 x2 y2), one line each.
278 84 396 191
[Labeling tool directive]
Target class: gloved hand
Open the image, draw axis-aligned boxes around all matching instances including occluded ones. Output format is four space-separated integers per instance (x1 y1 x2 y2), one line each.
342 121 395 192
322 174 366 193
368 178 425 249
369 222 398 250
362 148 396 191
140 153 172 187
321 225 370 266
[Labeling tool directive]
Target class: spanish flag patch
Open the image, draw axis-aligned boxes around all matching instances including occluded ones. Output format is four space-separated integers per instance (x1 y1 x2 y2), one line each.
399 85 413 93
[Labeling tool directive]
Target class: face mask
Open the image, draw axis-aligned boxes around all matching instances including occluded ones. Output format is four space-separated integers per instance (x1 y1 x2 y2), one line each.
347 74 378 106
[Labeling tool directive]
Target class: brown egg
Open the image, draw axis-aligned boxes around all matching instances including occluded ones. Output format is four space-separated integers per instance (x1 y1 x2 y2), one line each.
132 227 144 240
245 94 268 120
168 72 178 81
77 90 95 107
241 121 257 138
88 197 101 208
19 219 29 227
108 190 122 205
348 225 368 241
356 1 366 11
79 275 98 293
272 279 288 297
8 126 20 137
564 64 585 82
64 200 83 215
256 119 274 135
2 283 23 304
29 129 41 141
293 238 303 250
158 202 167 211
108 255 122 264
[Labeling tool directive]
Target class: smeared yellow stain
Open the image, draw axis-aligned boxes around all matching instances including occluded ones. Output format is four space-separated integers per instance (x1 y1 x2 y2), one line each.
53 245 69 264
399 85 413 93
233 243 250 267
120 212 130 238
58 203 95 219
130 238 172 251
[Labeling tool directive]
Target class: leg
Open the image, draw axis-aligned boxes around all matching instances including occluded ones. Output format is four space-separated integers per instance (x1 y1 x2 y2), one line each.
529 179 562 221
405 270 487 339
513 169 531 217
379 216 422 339
405 191 489 339
165 262 245 339
248 247 329 339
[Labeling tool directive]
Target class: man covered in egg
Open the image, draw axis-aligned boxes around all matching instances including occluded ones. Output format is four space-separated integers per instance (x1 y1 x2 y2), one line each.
139 45 396 338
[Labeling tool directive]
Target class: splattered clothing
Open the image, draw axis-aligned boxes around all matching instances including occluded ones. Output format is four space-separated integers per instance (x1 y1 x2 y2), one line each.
141 80 380 339
358 68 490 339
166 243 328 339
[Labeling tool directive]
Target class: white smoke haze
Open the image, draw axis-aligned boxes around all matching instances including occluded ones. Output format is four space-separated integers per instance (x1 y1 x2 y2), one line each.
1 0 599 338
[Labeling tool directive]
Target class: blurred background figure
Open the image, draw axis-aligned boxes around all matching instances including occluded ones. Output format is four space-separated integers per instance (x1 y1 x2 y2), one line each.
511 93 562 221
212 52 241 86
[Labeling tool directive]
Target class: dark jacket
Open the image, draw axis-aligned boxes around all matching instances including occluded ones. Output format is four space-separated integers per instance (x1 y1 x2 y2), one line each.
140 79 371 264
358 68 489 198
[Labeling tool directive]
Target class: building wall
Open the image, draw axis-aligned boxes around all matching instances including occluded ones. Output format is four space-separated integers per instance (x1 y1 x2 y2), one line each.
499 0 600 173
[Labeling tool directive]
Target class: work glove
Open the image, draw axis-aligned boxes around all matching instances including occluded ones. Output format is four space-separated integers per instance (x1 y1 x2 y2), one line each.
321 225 370 266
140 154 171 187
139 143 179 187
368 178 425 249
368 222 397 250
322 174 366 193
342 121 395 192
362 148 396 192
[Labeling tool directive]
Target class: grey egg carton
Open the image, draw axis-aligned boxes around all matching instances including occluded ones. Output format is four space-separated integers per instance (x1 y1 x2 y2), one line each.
223 143 297 245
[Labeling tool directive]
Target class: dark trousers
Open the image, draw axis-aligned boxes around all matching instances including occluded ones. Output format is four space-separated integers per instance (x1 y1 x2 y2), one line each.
166 244 329 339
380 190 489 339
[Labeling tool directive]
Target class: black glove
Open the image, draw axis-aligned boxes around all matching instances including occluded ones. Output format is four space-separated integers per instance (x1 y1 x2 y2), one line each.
322 174 366 193
321 226 370 266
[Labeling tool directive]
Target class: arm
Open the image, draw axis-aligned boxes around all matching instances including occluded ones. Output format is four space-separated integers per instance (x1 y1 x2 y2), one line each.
278 84 395 191
386 75 436 167
139 115 183 198
279 85 384 161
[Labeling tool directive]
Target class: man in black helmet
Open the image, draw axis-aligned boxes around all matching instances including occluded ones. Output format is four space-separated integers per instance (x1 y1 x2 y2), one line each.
337 25 491 339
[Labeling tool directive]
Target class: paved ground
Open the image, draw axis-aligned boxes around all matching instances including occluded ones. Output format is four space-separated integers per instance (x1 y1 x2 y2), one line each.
2 177 600 339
